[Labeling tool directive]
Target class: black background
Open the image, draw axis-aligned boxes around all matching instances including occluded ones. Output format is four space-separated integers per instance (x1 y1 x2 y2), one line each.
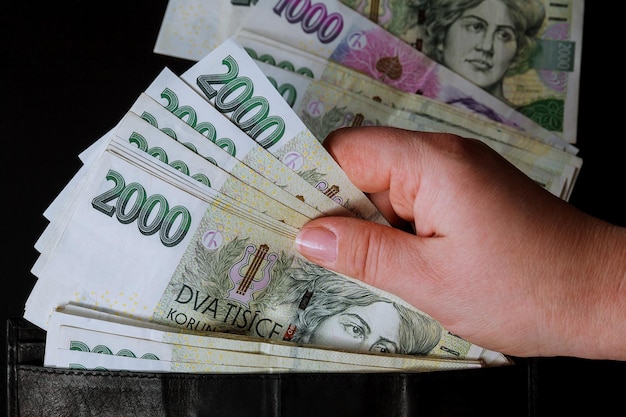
3 1 625 415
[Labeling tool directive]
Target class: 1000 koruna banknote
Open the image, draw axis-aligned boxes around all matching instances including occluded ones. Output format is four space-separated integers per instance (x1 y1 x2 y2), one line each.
238 0 574 152
251 59 581 198
154 0 257 58
25 129 504 364
339 0 584 145
152 0 573 153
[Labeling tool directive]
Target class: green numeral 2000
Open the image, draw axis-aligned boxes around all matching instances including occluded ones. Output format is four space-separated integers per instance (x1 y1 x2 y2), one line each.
196 55 286 149
91 169 192 247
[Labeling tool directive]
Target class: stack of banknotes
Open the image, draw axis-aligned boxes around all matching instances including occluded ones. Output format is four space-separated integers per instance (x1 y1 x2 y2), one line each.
155 0 584 195
27 0 585 373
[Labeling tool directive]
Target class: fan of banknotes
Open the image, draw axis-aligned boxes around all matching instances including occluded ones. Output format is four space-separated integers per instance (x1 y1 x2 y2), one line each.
27 0 585 373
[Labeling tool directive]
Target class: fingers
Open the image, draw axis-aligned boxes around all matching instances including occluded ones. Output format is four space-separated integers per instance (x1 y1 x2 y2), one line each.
323 126 548 236
295 216 439 310
300 126 619 359
323 127 428 222
368 189 413 230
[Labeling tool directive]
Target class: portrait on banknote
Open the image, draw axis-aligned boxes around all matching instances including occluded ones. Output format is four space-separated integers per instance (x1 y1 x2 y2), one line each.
415 0 545 108
277 260 443 355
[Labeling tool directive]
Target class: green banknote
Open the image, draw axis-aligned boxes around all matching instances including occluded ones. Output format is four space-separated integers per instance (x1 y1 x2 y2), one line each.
113 112 312 229
26 133 497 363
32 110 311 267
339 0 584 144
236 31 578 156
52 349 288 373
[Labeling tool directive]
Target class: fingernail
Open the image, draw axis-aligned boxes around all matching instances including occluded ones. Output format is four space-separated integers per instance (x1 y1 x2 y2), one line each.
295 227 337 262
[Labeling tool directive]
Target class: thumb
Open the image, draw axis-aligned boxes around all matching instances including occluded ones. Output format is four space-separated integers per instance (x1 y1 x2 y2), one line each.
295 216 438 307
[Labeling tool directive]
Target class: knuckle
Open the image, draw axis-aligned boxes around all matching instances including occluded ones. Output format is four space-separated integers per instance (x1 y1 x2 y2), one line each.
341 225 389 286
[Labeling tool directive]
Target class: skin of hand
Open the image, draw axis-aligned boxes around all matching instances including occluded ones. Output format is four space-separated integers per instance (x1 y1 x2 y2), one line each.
295 126 626 360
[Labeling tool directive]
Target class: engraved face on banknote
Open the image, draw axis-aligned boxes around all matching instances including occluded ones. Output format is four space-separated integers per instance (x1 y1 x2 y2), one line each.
339 0 582 143
418 0 545 108
283 261 443 355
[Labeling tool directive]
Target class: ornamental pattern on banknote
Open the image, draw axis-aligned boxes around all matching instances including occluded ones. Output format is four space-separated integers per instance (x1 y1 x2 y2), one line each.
245 46 317 79
339 0 415 36
153 217 297 341
330 25 442 97
517 98 565 133
296 77 384 137
271 130 363 217
300 103 382 142
301 105 347 139
69 364 103 371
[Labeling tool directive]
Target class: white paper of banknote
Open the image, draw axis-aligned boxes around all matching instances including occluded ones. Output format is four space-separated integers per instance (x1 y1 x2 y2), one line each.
254 59 579 198
25 133 503 363
45 308 485 372
338 0 584 144
32 110 313 270
178 37 388 224
40 110 311 254
143 67 354 219
33 132 120 261
41 129 117 225
154 0 257 60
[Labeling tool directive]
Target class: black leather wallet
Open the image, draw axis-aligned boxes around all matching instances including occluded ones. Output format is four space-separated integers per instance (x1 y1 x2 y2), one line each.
7 318 535 416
